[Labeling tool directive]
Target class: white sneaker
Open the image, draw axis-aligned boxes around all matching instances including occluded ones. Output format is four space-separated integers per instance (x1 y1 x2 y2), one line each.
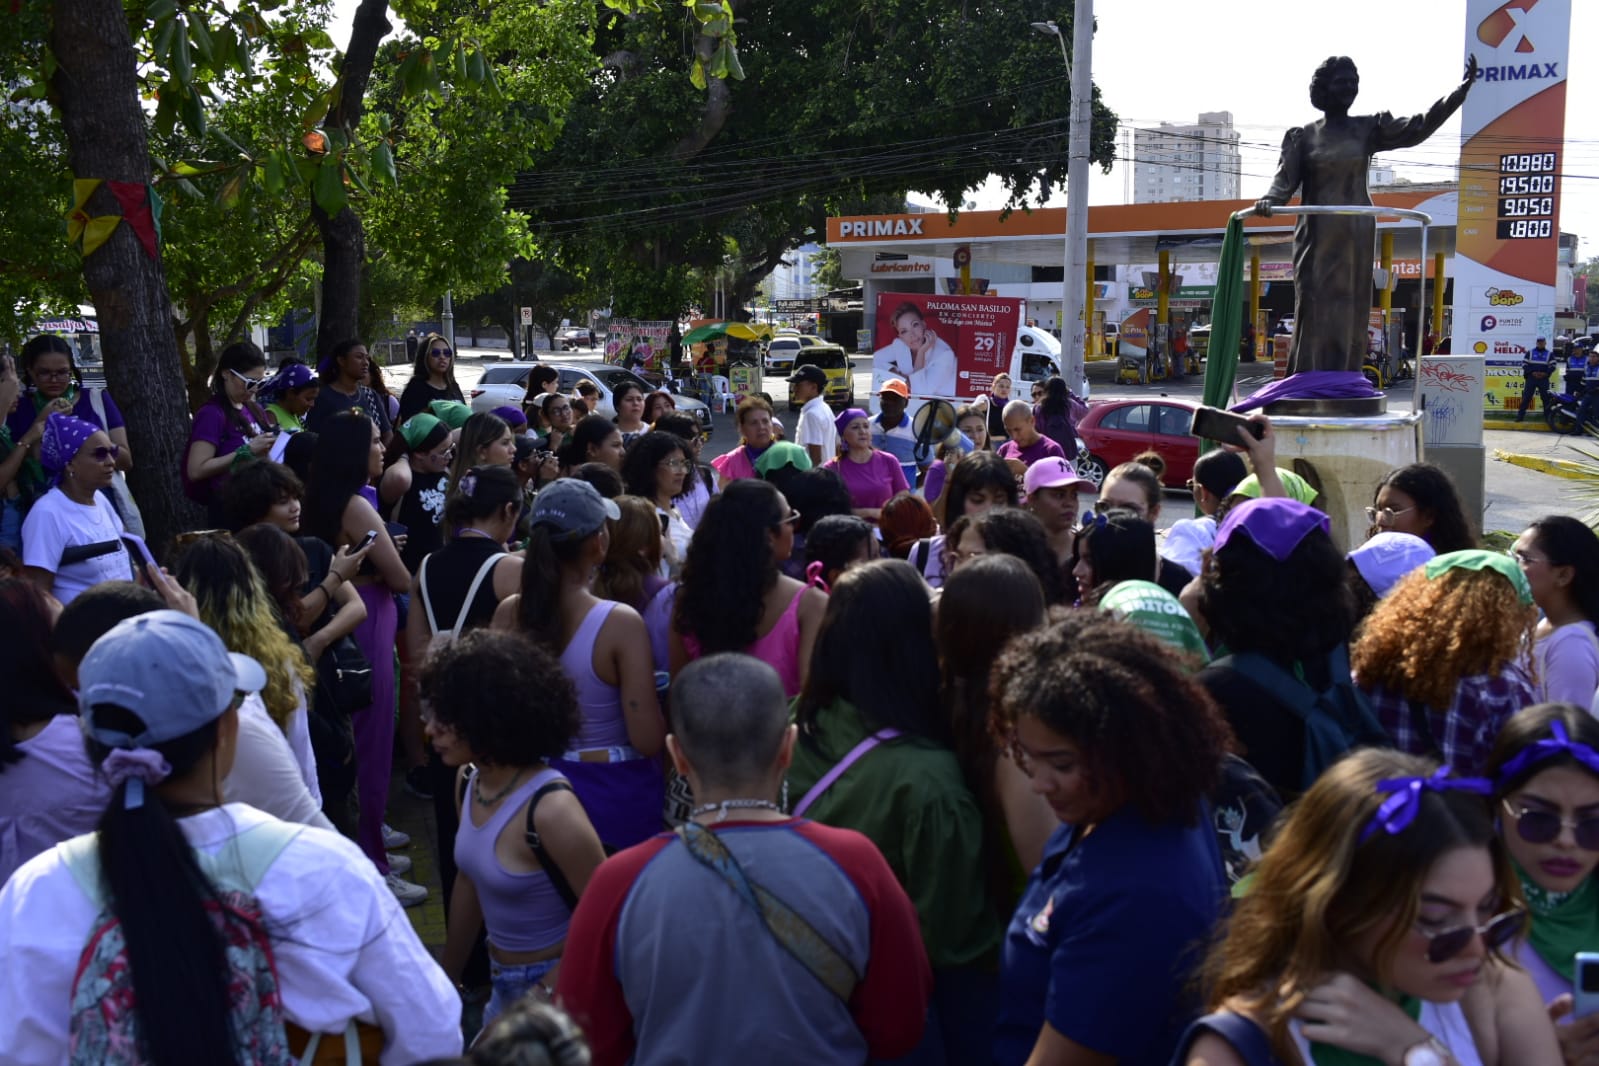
382 823 411 850
387 852 413 876
386 872 428 907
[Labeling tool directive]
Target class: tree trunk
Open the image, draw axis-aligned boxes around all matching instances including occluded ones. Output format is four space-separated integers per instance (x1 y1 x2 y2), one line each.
313 0 391 362
50 0 204 551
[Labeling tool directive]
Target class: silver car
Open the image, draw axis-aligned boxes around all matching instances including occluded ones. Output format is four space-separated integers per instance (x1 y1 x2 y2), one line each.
469 362 713 436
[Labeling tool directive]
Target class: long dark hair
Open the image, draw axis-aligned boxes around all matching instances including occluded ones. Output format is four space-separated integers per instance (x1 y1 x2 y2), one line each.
517 523 601 652
234 523 309 628
323 338 366 385
796 559 945 743
443 464 521 531
621 431 691 500
84 706 238 1063
674 479 786 653
211 341 271 440
20 333 83 391
937 450 1018 526
303 411 375 543
0 578 77 768
558 415 619 471
1039 375 1070 418
1374 463 1475 554
411 332 459 392
1527 515 1599 624
1070 509 1157 604
970 506 1069 605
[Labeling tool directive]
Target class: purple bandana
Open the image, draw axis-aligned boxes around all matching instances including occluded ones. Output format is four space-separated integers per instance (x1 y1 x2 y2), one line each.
1359 766 1493 843
1213 496 1330 562
261 361 314 397
1496 720 1599 785
491 405 528 430
835 407 869 436
40 412 100 480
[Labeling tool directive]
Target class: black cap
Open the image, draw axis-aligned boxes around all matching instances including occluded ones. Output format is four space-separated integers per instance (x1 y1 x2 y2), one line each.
787 364 828 388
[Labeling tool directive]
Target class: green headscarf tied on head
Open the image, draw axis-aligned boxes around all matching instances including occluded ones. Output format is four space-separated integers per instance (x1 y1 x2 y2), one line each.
1423 549 1533 606
428 400 472 430
1230 468 1318 505
399 412 444 451
755 440 813 478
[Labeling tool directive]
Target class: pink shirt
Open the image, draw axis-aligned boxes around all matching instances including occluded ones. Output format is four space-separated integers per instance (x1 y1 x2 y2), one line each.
824 450 910 512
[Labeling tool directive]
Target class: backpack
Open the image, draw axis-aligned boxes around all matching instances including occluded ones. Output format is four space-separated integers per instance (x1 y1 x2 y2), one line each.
1209 645 1390 792
58 818 305 1065
417 550 501 656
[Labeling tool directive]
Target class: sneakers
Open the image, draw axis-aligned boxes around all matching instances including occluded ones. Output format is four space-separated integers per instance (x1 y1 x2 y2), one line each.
387 852 413 876
386 872 428 907
382 823 411 850
403 765 434 800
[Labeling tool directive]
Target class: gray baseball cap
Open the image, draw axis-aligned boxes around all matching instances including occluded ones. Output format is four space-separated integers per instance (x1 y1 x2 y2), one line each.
79 610 267 748
530 477 622 539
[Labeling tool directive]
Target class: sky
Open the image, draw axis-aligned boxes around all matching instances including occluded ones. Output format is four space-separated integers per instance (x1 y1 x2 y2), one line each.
965 0 1598 265
328 0 1598 264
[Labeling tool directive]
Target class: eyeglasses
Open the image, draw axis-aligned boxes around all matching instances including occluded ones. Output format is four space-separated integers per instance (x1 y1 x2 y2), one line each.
1092 500 1145 519
174 528 234 545
1502 797 1599 850
1415 907 1525 964
86 444 121 463
782 510 802 525
942 547 987 569
32 366 73 380
659 459 690 471
1507 548 1550 568
546 404 571 415
428 348 453 359
1365 505 1414 525
227 368 264 391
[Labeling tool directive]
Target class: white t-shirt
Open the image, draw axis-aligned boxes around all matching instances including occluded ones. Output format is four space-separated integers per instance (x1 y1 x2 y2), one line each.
656 506 694 581
227 693 334 833
0 804 462 1065
797 395 839 461
20 488 130 605
1160 516 1217 577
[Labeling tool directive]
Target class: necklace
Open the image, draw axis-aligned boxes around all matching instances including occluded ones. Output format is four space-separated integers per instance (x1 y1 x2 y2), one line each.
457 527 499 541
473 766 526 807
690 798 784 823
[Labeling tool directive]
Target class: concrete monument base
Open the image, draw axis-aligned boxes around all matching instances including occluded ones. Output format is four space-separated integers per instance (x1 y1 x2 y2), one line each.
1261 410 1423 550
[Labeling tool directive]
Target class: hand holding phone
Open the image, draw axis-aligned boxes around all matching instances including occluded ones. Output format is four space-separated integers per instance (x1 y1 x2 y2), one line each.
1189 406 1266 445
1575 953 1599 1017
355 529 380 552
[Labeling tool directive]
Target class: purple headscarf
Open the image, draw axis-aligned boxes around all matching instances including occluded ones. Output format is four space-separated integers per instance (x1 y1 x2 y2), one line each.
40 412 100 484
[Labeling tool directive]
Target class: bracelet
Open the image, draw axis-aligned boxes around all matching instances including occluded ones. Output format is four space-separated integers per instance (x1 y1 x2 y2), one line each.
229 443 255 473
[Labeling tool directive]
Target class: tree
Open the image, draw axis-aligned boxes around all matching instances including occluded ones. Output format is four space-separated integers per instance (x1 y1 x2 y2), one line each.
512 1 1119 321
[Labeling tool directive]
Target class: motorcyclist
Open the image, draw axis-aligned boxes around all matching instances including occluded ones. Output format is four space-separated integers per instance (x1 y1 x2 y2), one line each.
1578 341 1599 433
1516 336 1554 423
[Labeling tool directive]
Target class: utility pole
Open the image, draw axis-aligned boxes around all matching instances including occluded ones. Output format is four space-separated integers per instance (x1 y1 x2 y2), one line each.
1065 0 1093 394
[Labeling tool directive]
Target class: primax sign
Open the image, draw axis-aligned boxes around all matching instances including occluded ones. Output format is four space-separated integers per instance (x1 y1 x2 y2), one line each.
836 218 926 238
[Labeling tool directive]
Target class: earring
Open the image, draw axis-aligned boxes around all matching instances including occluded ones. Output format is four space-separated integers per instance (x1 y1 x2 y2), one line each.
781 777 789 812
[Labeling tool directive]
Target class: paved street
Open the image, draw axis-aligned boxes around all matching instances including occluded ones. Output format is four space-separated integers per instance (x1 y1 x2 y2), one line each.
387 344 1590 539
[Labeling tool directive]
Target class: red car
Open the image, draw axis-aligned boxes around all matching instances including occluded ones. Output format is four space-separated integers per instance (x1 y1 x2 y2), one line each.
1075 398 1199 489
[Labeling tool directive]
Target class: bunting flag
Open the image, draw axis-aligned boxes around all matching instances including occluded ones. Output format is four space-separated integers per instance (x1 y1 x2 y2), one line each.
107 181 161 260
65 178 120 258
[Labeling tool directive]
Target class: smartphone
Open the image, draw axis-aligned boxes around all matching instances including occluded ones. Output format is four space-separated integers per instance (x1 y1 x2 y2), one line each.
1189 405 1266 445
121 533 158 571
1576 952 1599 1017
354 529 379 552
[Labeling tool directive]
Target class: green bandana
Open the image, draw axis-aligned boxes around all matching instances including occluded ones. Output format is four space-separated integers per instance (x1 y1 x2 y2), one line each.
428 400 472 429
1515 859 1599 982
1230 468 1318 505
1423 549 1533 606
1309 994 1421 1066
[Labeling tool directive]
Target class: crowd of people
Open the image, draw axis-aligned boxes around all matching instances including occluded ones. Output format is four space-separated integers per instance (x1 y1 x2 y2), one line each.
3 333 1599 1066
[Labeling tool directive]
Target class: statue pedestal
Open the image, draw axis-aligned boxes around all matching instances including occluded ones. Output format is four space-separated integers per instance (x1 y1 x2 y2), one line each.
1259 408 1423 550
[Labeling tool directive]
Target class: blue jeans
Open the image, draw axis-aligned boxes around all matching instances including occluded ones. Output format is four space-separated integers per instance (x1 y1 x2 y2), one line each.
0 497 22 554
479 957 559 1038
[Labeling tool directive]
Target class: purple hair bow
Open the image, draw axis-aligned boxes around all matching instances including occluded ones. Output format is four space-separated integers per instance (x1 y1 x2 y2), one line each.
1359 766 1492 843
102 748 173 810
1496 721 1599 784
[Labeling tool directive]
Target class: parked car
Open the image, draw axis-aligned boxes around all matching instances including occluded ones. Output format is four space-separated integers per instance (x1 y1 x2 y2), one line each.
558 328 590 351
469 362 713 437
765 336 804 372
1074 398 1198 489
787 345 854 412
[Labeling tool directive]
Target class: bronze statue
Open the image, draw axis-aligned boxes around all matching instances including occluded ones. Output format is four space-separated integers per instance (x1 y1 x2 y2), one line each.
1255 55 1477 375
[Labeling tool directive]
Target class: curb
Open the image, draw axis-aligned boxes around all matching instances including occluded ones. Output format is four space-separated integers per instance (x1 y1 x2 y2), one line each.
1484 419 1558 432
1491 450 1590 480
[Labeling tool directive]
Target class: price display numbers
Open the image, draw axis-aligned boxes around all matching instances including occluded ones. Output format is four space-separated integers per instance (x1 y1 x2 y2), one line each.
1494 153 1558 240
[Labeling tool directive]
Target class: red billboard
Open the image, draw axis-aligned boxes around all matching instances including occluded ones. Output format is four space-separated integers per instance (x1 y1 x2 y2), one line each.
872 293 1024 401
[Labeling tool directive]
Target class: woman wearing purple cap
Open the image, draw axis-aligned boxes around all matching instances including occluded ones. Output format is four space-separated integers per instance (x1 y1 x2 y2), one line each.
823 407 908 524
20 413 131 606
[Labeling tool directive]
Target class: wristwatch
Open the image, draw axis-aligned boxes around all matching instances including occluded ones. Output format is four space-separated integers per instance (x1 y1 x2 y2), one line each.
1402 1036 1450 1066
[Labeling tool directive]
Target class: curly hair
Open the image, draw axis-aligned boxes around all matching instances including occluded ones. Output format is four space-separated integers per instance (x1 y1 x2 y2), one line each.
172 534 317 731
1309 55 1358 110
1201 521 1355 664
1200 748 1514 1064
419 629 581 766
1352 566 1539 710
593 495 663 611
220 460 304 532
674 479 785 652
1373 463 1476 553
968 506 1069 605
989 610 1233 826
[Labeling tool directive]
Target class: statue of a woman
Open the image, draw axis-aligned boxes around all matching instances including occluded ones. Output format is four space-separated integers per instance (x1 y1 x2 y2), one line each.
1256 55 1477 375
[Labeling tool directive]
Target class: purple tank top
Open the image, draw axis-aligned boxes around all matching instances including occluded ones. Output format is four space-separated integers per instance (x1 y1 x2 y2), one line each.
453 766 571 953
561 600 630 749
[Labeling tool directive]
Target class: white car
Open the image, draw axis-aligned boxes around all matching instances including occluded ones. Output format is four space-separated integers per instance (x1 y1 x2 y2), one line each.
764 336 804 371
469 362 713 437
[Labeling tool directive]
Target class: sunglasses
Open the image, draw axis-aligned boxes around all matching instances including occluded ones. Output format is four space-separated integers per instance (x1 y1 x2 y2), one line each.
1365 504 1414 524
1502 798 1599 850
1415 907 1525 964
174 528 234 546
86 444 121 463
227 368 264 391
429 348 453 358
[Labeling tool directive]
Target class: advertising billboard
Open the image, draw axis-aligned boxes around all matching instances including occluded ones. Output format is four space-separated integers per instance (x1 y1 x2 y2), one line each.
871 293 1024 405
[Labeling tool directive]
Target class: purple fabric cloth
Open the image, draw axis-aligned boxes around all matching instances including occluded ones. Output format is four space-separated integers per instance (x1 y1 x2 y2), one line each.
1214 497 1330 562
39 413 98 477
995 435 1066 468
0 715 113 885
351 584 398 873
1232 370 1381 413
824 450 910 512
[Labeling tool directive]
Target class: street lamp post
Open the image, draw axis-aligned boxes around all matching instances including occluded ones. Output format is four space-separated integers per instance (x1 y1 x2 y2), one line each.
1032 2 1093 394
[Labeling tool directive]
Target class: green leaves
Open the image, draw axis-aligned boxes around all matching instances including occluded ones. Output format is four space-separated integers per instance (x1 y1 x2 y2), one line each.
314 158 347 215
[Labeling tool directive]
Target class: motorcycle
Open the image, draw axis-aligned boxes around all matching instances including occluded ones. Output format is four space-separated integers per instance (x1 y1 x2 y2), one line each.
1544 388 1588 436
